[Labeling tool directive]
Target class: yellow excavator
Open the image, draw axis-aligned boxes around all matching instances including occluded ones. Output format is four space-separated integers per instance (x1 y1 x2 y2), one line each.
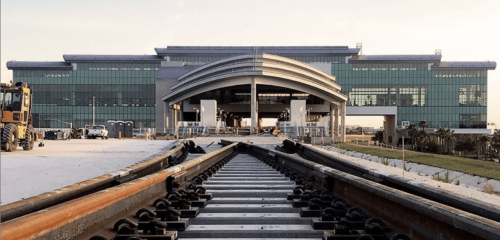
1 81 36 151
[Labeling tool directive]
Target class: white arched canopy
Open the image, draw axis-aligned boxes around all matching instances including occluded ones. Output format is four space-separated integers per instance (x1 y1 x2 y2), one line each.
162 53 347 140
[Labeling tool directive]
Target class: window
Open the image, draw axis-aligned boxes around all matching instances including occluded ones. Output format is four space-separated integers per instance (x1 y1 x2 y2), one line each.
459 85 487 106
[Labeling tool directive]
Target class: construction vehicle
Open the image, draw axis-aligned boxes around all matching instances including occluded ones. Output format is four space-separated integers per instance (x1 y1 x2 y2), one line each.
1 81 37 151
70 127 84 139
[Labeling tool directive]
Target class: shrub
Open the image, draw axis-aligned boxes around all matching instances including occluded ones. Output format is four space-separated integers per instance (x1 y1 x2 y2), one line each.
482 183 495 194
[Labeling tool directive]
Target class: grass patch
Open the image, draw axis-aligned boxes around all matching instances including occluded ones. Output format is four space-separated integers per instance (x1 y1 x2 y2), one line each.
433 170 453 183
337 143 500 180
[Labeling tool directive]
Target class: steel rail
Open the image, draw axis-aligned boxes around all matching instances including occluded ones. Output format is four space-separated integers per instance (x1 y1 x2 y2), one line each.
3 140 499 240
1 140 186 222
296 142 500 223
245 143 500 240
1 142 238 240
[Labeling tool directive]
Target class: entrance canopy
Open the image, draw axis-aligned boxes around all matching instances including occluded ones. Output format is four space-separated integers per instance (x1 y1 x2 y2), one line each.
162 53 347 105
161 53 347 140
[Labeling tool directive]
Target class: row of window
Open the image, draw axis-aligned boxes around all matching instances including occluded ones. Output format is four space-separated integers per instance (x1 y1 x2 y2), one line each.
31 84 155 92
397 106 486 115
398 113 486 129
397 120 486 129
32 106 155 115
459 85 487 106
435 70 487 78
35 117 155 128
348 86 427 107
350 63 429 71
342 84 486 107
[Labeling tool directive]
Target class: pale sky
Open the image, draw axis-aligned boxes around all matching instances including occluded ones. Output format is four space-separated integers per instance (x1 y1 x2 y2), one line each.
1 0 499 129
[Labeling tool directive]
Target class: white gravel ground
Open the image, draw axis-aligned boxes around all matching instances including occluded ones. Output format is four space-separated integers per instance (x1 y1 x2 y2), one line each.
312 145 500 208
1 139 175 205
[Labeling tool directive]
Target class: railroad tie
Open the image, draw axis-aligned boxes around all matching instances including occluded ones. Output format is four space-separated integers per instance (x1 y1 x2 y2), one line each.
178 153 324 239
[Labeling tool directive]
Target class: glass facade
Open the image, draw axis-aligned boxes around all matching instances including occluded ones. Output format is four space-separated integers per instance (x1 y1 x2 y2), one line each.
7 46 493 132
332 63 488 129
13 62 159 128
187 88 324 106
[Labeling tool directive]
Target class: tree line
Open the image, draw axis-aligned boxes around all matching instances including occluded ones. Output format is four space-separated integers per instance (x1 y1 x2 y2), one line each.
371 120 500 160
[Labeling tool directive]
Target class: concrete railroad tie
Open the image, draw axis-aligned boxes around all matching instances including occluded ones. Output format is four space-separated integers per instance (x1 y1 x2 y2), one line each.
178 153 323 239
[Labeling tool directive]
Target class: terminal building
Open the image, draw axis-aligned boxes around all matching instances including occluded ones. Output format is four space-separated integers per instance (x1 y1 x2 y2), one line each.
6 46 496 144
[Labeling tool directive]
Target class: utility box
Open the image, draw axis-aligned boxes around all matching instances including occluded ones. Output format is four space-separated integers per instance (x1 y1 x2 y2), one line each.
106 120 117 138
115 121 124 138
124 121 134 138
290 100 306 127
200 99 217 127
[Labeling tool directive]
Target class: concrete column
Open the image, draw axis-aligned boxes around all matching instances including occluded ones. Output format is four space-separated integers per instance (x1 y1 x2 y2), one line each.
164 102 168 134
341 101 346 142
168 108 174 134
174 109 178 128
250 77 258 134
384 115 396 145
334 104 340 141
329 102 335 137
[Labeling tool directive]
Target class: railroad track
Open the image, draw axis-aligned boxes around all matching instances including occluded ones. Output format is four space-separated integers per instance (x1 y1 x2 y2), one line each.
2 140 500 240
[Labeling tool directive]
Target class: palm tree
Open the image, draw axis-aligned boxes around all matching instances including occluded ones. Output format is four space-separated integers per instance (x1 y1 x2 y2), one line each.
418 120 429 132
443 128 455 154
406 123 418 151
418 120 429 152
455 134 475 157
371 130 385 146
435 127 447 154
479 135 490 161
491 130 500 159
417 130 428 152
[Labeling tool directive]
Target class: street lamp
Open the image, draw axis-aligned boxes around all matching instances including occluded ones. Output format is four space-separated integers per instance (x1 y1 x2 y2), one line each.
46 118 72 130
92 96 95 125
307 108 313 122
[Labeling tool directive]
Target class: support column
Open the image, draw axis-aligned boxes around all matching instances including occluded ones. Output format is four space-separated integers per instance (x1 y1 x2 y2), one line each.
250 77 258 134
334 104 340 141
384 115 396 145
329 102 335 138
341 101 346 142
167 102 169 133
168 107 174 134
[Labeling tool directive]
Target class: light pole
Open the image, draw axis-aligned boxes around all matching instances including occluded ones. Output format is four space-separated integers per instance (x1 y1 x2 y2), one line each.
46 118 72 130
307 108 313 122
92 96 95 125
286 108 290 121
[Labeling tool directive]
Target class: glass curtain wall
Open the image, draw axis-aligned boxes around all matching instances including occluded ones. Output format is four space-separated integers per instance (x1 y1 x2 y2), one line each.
332 63 487 129
13 62 159 128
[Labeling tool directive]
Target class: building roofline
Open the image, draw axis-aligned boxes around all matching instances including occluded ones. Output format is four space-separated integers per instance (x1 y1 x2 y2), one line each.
6 61 73 70
350 55 442 62
155 46 360 56
431 61 496 70
63 55 163 63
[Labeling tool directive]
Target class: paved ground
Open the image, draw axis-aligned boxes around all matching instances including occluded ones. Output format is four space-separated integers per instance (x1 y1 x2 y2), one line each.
1 138 176 205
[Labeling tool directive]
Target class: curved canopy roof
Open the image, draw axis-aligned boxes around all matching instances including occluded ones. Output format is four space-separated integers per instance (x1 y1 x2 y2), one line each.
162 53 347 105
